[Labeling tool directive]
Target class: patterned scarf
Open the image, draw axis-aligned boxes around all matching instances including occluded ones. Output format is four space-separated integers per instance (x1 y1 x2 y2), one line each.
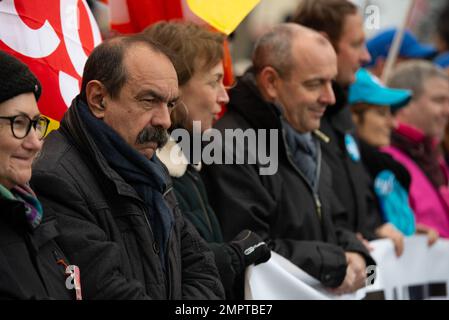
0 183 43 229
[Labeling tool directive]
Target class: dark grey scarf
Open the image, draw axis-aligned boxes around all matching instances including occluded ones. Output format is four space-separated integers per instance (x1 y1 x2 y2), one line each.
78 100 174 269
282 119 318 188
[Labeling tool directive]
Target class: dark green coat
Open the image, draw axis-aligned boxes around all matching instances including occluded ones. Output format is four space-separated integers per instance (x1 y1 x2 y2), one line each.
158 141 245 299
173 166 223 243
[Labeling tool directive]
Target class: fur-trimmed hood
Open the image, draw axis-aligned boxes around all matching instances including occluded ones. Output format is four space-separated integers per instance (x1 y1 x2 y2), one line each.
157 137 201 178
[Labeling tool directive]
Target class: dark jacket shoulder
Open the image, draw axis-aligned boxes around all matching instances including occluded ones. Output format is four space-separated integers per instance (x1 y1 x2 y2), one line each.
0 197 73 300
31 99 224 300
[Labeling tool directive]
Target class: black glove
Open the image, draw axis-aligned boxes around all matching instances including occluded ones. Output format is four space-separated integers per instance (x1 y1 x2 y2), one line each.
229 230 271 268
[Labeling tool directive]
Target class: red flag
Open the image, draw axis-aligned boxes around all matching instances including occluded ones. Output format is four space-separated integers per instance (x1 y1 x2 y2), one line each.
0 0 102 127
109 0 183 34
109 0 235 116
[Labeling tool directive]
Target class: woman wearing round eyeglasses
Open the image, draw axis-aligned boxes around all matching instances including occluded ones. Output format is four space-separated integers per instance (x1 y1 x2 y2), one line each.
0 51 74 299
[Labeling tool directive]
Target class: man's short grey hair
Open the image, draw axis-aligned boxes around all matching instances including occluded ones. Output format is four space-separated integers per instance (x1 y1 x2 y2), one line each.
252 23 299 79
387 60 449 99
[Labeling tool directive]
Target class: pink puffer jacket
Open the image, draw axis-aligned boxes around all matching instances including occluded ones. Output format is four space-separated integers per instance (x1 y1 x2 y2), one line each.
382 145 449 238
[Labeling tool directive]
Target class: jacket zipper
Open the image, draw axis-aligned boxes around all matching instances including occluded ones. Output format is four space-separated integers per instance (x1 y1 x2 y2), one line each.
132 164 174 299
165 228 173 299
187 169 213 234
314 137 323 220
136 199 171 299
162 185 173 299
314 195 322 220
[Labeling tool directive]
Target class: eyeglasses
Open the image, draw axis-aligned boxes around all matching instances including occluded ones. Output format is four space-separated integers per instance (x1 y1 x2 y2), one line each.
0 114 50 140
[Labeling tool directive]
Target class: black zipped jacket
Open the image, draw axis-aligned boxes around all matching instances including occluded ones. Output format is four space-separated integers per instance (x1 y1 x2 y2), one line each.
320 83 383 240
0 195 73 300
201 71 375 288
30 97 224 300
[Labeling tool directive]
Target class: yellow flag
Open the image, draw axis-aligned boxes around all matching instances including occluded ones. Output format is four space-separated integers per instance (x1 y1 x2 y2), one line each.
43 115 60 138
186 0 260 35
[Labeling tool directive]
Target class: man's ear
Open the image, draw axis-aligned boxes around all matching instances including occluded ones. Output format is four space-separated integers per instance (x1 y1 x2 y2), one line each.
394 100 412 122
319 31 330 41
85 80 107 119
258 66 280 101
372 57 386 78
351 112 361 126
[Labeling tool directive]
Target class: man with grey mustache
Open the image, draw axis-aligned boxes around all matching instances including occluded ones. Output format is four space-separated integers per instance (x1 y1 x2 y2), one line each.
30 35 224 300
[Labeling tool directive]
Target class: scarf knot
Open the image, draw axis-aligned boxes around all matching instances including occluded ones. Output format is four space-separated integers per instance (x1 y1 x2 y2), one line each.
0 183 43 230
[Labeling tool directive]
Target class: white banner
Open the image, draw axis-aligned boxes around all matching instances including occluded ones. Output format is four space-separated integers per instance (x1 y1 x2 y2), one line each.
245 235 449 300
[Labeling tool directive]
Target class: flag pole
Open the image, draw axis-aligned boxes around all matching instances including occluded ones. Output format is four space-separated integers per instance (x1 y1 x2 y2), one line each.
381 0 417 83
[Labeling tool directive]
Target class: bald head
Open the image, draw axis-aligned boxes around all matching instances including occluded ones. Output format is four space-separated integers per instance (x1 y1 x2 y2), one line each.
252 23 337 133
252 23 334 79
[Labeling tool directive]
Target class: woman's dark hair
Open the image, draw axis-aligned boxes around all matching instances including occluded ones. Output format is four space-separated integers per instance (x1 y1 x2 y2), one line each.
141 21 225 129
290 0 358 51
142 21 225 86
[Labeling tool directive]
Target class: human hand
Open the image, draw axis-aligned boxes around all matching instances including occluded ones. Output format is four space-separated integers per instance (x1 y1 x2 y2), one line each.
356 232 373 252
375 223 404 257
230 230 271 267
416 223 439 246
329 252 367 295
